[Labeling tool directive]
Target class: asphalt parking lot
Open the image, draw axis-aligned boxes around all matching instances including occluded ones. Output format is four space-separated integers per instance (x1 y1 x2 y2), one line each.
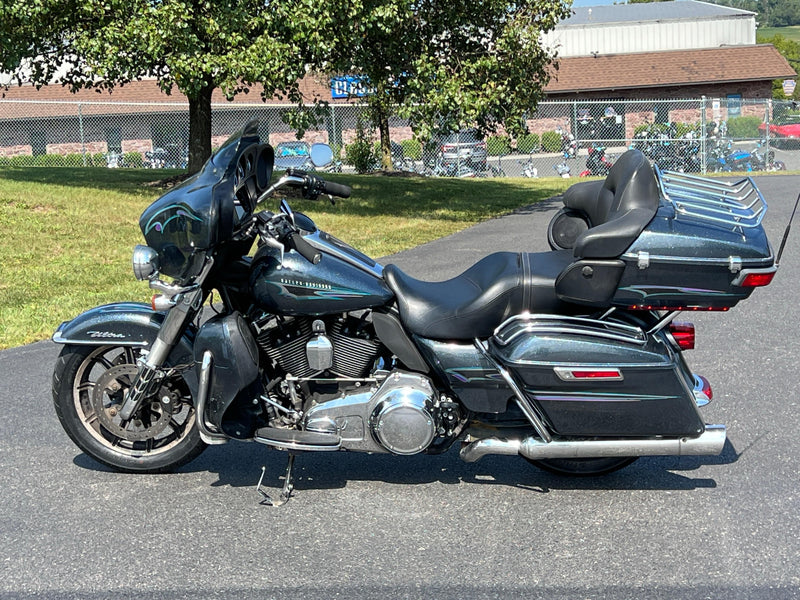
1 175 798 599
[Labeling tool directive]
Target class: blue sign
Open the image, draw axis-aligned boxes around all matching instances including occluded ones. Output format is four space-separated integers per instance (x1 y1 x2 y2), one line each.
330 76 372 99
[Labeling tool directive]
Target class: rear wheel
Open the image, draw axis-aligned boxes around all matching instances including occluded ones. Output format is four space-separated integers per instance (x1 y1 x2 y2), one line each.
527 456 637 477
53 344 206 473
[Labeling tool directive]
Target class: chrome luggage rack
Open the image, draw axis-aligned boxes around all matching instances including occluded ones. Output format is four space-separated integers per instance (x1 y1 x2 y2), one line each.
654 165 767 229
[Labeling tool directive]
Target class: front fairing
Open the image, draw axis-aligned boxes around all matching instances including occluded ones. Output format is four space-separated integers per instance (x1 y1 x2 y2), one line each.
138 121 265 280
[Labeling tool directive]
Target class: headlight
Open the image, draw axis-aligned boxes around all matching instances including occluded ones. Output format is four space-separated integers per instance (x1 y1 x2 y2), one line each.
132 245 160 281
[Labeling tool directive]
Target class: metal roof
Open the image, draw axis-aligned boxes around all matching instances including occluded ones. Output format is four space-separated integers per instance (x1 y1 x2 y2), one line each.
560 1 756 27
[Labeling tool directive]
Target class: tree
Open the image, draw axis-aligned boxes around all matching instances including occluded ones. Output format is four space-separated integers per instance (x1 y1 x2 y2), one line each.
324 0 572 169
0 0 352 173
757 34 800 99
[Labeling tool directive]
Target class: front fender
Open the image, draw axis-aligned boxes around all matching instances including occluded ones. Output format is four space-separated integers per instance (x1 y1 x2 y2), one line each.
53 302 198 394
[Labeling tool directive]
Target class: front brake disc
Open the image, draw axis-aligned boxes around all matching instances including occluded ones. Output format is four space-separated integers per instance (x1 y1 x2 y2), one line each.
92 364 171 441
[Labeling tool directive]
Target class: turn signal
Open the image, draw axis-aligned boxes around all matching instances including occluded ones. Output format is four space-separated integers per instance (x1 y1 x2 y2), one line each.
151 294 176 312
669 322 695 350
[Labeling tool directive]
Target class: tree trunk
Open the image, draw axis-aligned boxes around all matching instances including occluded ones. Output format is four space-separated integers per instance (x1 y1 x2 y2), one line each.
373 102 394 171
187 82 214 174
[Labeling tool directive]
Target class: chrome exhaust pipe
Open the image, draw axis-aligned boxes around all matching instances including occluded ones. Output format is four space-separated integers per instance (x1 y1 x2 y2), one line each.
459 424 726 463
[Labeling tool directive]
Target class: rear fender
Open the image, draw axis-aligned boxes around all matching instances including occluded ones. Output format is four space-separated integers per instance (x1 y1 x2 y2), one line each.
52 302 198 395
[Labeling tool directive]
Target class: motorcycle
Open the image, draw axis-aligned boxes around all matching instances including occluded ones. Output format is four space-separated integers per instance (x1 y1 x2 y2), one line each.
726 140 786 173
517 157 538 178
52 120 781 505
579 144 613 177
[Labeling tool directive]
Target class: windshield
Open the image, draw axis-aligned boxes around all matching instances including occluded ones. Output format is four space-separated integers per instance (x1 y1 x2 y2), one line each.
138 120 273 280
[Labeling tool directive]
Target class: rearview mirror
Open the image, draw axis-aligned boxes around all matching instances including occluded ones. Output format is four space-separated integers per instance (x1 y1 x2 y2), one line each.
310 143 334 168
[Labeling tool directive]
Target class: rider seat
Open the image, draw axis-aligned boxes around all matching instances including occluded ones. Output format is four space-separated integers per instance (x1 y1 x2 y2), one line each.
383 251 573 340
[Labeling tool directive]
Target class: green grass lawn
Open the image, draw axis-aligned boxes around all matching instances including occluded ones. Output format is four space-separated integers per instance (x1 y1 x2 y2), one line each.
758 26 800 43
0 167 570 349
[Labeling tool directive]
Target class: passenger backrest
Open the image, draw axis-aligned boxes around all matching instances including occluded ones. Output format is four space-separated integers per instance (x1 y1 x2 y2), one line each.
569 149 659 258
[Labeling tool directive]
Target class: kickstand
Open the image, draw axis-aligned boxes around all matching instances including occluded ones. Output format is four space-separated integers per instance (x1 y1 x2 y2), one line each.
257 453 296 506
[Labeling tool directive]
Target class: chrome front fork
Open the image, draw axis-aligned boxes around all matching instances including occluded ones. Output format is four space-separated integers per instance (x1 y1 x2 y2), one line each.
118 272 209 422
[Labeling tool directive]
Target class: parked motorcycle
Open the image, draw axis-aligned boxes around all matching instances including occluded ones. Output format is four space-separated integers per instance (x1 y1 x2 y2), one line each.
727 140 786 173
52 120 781 505
517 157 538 178
579 144 613 177
556 125 577 159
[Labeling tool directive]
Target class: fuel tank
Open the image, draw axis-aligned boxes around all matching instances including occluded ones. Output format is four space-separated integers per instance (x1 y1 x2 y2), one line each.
249 229 393 316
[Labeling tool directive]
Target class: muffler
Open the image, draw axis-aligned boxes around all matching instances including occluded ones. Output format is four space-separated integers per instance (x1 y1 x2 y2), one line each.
459 424 726 463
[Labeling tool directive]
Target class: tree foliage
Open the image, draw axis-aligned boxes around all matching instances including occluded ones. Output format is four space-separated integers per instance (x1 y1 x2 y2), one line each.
702 1 800 27
757 33 800 99
324 0 572 168
1 0 571 172
0 0 353 172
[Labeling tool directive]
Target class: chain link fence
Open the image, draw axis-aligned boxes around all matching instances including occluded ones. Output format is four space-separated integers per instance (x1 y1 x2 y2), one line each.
0 97 798 176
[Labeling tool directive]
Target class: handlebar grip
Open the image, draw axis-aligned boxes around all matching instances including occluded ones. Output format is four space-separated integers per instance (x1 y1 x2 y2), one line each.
323 180 351 198
287 232 322 264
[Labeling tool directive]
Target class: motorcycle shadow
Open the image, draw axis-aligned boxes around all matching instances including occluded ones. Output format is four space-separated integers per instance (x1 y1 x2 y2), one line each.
153 437 742 494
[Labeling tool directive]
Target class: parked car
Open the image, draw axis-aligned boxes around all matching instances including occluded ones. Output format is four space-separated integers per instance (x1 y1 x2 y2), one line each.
424 129 487 171
758 114 800 148
274 141 312 170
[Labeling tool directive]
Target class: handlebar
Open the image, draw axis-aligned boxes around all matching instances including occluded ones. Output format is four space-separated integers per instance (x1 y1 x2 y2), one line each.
286 231 322 264
321 180 351 199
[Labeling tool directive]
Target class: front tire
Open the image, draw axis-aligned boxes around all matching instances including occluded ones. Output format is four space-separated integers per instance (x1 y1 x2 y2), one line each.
53 344 207 473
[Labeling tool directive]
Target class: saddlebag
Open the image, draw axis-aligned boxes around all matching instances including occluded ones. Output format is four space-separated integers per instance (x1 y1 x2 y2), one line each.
489 314 705 437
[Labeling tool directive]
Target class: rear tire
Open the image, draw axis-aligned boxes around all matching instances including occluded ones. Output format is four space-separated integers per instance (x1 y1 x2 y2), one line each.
53 344 207 473
528 456 637 477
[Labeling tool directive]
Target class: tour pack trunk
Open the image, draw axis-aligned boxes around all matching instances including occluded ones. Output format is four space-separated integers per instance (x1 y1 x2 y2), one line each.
489 314 706 438
611 169 775 311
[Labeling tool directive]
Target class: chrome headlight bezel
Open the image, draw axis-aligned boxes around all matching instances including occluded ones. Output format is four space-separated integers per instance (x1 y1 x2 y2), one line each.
132 245 160 281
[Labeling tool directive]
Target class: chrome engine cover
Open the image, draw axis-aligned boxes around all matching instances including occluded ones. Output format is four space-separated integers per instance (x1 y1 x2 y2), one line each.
304 371 438 455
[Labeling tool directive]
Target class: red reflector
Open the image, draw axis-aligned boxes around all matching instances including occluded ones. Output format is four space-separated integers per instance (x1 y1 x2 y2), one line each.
571 370 620 378
669 321 695 350
554 367 623 381
698 375 713 401
738 272 776 288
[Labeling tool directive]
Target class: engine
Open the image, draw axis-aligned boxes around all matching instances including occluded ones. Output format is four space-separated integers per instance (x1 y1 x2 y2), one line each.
304 370 447 455
254 314 462 455
255 314 382 379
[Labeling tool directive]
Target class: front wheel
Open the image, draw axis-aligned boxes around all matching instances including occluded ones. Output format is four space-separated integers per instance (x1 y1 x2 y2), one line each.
53 344 207 473
528 457 637 477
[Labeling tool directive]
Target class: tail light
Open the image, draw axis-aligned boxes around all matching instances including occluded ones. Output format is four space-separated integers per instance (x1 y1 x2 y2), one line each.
669 321 695 350
734 269 776 288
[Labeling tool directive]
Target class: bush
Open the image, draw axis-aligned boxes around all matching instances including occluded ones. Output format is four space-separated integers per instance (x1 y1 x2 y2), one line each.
541 130 562 153
727 116 763 139
124 152 144 168
64 153 88 167
33 154 67 167
486 135 511 156
344 120 379 173
9 155 35 167
93 153 107 167
516 133 540 154
400 139 422 160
